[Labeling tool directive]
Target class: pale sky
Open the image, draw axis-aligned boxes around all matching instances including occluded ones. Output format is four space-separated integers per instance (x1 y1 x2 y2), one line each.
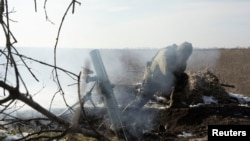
2 0 250 48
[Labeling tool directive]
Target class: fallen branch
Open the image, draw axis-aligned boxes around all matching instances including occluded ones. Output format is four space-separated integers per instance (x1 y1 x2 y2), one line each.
221 83 235 88
0 80 107 140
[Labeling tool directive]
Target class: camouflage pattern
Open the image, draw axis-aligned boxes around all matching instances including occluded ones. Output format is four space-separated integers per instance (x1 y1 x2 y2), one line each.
143 42 193 95
128 42 193 109
142 44 177 96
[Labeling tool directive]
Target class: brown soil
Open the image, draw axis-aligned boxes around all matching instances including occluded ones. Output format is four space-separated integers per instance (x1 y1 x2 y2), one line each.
135 104 250 141
84 48 250 140
109 70 250 141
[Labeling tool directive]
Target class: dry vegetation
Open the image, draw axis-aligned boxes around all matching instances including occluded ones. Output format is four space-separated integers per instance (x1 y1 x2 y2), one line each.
115 47 250 97
186 48 250 97
1 48 249 140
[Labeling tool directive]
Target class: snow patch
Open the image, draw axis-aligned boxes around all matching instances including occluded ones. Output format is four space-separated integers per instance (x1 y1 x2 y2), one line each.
190 93 250 108
229 93 250 103
189 96 218 107
178 131 193 137
3 132 29 141
202 96 218 104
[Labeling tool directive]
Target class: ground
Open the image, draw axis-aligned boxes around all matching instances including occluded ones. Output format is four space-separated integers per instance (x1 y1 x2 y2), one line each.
82 48 250 140
109 70 250 141
1 48 250 141
136 104 250 141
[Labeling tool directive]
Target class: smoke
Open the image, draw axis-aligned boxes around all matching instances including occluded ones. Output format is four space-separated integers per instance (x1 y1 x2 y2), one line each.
85 45 221 139
54 44 222 139
100 49 157 85
186 49 221 72
89 45 183 138
98 49 158 106
87 49 158 138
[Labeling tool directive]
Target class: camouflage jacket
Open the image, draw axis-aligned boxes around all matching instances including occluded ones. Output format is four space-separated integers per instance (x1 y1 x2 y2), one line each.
143 42 193 95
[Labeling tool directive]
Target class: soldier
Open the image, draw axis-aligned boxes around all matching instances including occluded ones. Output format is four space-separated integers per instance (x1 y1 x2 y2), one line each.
126 42 193 109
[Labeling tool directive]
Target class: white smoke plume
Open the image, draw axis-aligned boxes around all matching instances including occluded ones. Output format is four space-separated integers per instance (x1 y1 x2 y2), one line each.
187 49 221 71
85 45 222 139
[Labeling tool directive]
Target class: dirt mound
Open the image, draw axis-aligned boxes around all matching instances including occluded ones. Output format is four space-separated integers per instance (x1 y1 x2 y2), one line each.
119 70 250 140
137 105 250 141
185 70 231 105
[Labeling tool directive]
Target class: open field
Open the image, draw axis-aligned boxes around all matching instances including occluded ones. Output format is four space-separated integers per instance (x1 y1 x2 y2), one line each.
95 47 250 140
107 47 250 97
186 48 250 96
1 47 250 140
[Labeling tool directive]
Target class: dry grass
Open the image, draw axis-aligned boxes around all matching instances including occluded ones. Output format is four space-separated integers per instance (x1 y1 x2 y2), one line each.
111 48 250 97
187 48 250 97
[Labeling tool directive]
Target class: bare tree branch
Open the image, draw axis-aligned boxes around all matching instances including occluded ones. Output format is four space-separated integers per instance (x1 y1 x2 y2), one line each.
43 0 54 24
0 0 4 23
34 0 37 12
53 0 81 111
0 1 112 140
9 51 79 78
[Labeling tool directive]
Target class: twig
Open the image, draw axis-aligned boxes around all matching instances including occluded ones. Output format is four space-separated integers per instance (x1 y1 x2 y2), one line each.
0 0 4 23
10 51 78 77
53 0 80 113
34 0 37 12
2 0 20 90
43 0 54 24
221 83 235 88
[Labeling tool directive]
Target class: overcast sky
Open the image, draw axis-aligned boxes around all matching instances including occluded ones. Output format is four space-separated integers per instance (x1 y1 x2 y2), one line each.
2 0 250 48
